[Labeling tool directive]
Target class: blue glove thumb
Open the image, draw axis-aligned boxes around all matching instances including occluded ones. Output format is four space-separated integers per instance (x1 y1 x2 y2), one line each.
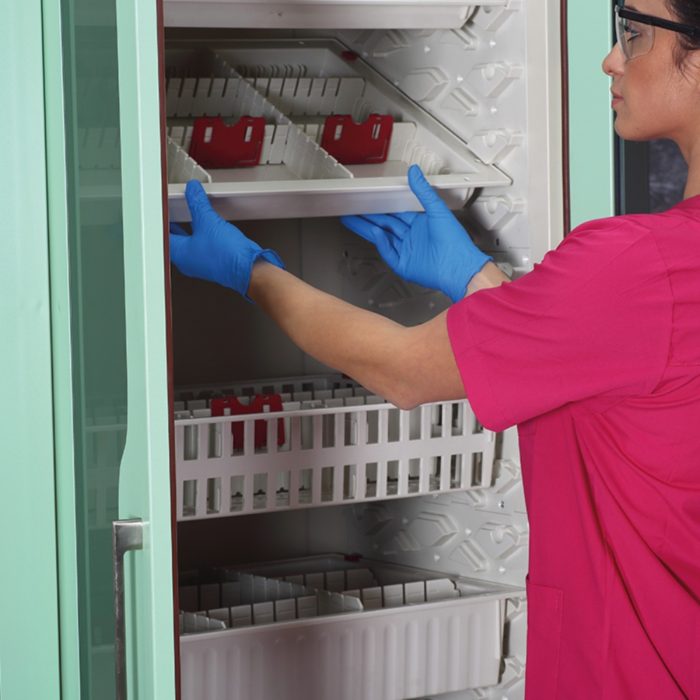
407 164 452 217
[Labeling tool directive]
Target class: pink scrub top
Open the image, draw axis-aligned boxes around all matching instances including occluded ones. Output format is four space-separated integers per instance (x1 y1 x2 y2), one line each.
447 198 700 699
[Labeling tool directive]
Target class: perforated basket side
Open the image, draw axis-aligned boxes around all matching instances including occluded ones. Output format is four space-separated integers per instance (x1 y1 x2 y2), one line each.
175 396 495 520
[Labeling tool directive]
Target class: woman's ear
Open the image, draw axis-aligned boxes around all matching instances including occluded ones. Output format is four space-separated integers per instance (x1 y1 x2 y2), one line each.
678 47 700 86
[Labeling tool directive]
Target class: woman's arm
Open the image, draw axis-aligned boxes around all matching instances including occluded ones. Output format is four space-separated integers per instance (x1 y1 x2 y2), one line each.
170 178 510 407
249 260 509 408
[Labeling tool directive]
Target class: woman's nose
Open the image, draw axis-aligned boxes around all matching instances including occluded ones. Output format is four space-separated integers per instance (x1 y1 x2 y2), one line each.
603 42 625 76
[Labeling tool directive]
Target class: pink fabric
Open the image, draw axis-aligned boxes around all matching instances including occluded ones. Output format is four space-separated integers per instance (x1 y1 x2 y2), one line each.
447 199 700 699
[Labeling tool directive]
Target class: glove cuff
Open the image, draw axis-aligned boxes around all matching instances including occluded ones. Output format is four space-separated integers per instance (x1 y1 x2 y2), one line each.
258 248 285 271
242 247 285 303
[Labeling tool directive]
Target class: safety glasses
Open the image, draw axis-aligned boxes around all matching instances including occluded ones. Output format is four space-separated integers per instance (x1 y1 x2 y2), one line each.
614 3 700 61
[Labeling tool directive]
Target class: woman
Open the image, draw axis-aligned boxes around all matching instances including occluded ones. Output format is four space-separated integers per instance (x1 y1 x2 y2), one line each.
170 1 700 696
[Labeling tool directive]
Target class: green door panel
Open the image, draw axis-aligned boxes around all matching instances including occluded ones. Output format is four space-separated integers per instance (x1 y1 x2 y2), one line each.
115 0 177 695
43 0 176 696
0 1 61 697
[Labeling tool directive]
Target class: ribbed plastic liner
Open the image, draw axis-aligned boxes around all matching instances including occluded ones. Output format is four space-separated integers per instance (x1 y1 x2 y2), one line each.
173 375 495 519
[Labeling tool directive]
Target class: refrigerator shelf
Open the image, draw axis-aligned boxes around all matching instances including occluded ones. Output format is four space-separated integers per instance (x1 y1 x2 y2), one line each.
173 374 495 520
165 41 510 220
179 555 520 700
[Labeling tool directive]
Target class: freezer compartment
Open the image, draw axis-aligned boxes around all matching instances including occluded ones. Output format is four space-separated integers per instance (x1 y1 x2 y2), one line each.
165 40 510 220
174 374 495 520
179 554 520 700
163 0 489 31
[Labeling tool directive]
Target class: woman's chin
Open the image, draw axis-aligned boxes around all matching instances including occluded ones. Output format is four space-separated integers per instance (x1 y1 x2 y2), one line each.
613 117 645 142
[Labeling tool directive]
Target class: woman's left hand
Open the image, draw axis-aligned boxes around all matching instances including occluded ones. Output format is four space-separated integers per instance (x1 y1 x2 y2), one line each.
341 165 492 303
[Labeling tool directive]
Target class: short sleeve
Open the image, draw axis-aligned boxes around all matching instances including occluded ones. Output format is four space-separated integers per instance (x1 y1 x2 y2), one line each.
447 217 673 431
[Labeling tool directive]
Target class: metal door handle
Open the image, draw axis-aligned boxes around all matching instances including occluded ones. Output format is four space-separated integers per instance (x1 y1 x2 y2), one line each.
113 518 144 700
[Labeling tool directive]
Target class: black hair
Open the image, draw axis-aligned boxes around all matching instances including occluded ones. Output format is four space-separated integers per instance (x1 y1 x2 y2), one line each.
667 0 700 66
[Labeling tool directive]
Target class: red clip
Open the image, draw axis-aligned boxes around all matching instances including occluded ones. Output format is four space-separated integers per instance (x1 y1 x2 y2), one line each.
189 116 265 169
211 395 285 450
320 114 394 165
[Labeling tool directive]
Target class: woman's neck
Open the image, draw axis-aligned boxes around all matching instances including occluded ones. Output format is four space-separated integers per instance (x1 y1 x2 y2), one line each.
681 137 700 199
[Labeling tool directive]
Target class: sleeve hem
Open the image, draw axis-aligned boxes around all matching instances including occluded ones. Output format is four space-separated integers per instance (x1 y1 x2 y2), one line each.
447 304 512 432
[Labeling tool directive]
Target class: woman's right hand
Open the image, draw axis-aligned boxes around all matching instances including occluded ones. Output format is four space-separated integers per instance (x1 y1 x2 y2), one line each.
169 180 283 301
341 165 491 303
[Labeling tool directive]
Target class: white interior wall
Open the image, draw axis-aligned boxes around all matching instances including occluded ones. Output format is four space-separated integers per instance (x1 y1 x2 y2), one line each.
169 3 564 696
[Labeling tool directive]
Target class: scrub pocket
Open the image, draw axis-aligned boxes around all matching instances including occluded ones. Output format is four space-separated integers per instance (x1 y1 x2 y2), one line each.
525 577 564 700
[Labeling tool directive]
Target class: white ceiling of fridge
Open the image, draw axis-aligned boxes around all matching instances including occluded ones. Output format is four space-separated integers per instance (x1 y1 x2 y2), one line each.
162 0 505 30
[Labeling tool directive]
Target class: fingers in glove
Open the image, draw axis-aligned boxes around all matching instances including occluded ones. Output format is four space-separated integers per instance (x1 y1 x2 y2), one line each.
169 222 190 236
359 214 410 240
341 215 401 266
394 212 420 227
169 232 189 266
340 215 383 244
407 164 450 216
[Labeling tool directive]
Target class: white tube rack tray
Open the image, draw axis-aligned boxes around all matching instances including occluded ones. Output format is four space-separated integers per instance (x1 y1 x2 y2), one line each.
165 41 510 221
179 555 522 700
173 374 496 520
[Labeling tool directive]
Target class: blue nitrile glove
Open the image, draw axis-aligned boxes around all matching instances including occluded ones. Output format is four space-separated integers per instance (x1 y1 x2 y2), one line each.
341 165 492 303
169 180 284 300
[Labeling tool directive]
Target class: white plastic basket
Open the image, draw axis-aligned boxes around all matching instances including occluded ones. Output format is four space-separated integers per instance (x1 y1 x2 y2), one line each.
179 555 517 700
174 375 495 520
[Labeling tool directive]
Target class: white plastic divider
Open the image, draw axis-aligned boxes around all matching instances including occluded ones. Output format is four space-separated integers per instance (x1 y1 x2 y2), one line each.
165 72 352 182
181 570 363 628
167 136 211 184
178 555 516 700
173 375 495 520
179 611 226 634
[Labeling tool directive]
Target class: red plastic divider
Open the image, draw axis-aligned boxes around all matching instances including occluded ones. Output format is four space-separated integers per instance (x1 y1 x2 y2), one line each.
189 116 265 168
320 114 394 165
211 395 285 450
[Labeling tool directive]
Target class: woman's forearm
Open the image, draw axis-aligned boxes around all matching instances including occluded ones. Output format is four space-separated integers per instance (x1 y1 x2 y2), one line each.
248 261 464 408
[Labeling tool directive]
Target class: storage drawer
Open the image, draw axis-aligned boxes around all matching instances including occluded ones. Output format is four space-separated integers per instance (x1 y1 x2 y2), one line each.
179 555 522 700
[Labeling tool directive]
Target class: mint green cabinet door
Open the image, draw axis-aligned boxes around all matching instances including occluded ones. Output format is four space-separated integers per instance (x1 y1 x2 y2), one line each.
0 2 61 699
44 0 176 698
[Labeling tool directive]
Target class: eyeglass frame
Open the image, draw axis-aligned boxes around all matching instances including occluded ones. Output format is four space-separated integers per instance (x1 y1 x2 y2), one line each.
615 3 700 47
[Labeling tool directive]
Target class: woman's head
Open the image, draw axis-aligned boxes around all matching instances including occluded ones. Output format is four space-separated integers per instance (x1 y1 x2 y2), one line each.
603 0 700 156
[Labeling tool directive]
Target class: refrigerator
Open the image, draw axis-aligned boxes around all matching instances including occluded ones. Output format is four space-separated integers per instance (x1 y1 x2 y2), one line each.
1 1 615 699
